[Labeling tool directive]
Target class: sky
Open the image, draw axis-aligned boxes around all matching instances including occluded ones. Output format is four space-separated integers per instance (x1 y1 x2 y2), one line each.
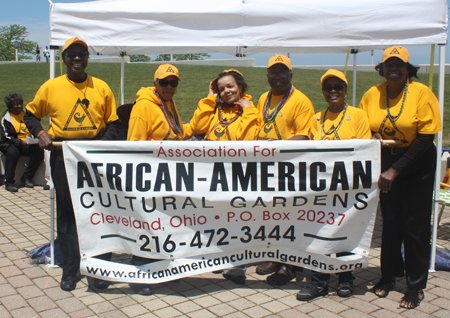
1 0 448 67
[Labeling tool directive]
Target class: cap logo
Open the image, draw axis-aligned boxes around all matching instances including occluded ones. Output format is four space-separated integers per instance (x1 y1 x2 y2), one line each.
389 48 400 55
275 56 284 62
166 66 175 73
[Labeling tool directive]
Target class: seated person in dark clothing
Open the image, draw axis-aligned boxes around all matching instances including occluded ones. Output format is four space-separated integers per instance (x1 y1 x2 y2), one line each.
1 93 44 192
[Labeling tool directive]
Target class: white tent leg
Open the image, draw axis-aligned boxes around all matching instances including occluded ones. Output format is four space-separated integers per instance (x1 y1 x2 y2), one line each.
49 49 55 80
48 47 58 268
430 44 446 272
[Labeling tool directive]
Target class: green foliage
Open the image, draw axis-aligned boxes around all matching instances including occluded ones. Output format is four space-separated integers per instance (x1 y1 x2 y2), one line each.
174 53 211 61
0 63 448 145
0 24 36 61
129 55 151 62
154 53 212 61
154 54 171 61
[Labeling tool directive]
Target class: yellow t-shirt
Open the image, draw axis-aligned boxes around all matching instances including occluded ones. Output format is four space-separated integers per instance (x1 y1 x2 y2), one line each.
128 87 192 141
26 75 118 139
189 94 259 141
359 81 441 147
257 88 315 140
309 105 371 140
10 112 31 141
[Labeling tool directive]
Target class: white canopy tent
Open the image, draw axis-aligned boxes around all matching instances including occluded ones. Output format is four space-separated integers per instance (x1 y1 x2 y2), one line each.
47 0 448 270
49 0 447 55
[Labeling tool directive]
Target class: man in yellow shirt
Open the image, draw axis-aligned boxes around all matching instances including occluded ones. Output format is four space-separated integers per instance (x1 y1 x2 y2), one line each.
256 54 315 285
257 54 315 140
25 37 120 292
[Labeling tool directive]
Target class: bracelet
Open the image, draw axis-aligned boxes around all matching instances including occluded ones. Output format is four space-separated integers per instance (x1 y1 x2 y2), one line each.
37 130 46 138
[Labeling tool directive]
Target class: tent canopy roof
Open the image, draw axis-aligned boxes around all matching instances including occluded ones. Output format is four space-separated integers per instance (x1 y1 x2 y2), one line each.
49 0 448 56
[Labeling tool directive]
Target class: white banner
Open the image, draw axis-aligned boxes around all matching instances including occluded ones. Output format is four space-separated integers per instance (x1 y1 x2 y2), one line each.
63 140 380 283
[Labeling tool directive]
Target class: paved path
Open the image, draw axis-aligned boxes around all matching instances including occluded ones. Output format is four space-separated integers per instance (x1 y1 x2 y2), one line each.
1 185 450 317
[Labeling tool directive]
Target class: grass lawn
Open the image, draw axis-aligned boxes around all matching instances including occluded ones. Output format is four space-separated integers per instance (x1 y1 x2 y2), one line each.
1 62 449 145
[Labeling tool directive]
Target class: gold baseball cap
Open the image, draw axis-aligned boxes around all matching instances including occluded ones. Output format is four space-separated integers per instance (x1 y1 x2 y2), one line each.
211 69 244 92
154 64 181 81
267 54 292 70
382 46 410 63
321 69 348 86
63 37 88 52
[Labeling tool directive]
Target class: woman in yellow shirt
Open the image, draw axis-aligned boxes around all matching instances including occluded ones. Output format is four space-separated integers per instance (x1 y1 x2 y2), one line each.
189 69 259 141
1 93 44 192
127 64 190 295
360 46 441 309
128 64 191 141
296 70 371 301
309 70 371 141
189 69 258 284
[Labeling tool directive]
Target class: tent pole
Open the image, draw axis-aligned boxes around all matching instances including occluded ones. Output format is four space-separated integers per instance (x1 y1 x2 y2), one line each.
48 46 57 268
49 48 55 80
352 50 357 107
120 52 125 105
344 47 350 75
430 44 446 272
429 44 435 89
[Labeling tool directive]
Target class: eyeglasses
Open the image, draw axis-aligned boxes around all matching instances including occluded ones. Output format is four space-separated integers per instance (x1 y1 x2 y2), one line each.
384 62 405 68
157 79 179 87
267 71 290 78
66 51 89 59
322 84 346 92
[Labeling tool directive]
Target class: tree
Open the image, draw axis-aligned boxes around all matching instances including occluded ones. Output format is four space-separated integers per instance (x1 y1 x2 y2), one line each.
174 53 211 61
129 55 151 62
0 25 36 61
154 53 211 62
154 54 171 61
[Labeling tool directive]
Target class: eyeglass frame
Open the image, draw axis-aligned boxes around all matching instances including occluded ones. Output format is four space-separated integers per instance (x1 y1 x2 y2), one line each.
322 83 346 92
65 51 89 59
156 79 179 87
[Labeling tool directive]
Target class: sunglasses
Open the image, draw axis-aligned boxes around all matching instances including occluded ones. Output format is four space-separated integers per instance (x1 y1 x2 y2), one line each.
66 51 89 59
158 79 179 87
267 71 290 78
323 84 346 92
384 62 406 68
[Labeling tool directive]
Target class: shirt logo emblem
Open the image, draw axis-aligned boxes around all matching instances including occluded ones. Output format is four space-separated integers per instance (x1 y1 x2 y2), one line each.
64 98 97 131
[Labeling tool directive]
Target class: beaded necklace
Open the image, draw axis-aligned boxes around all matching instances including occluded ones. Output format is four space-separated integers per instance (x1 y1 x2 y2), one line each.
218 103 243 127
386 81 408 122
321 103 348 137
154 90 182 135
263 85 294 122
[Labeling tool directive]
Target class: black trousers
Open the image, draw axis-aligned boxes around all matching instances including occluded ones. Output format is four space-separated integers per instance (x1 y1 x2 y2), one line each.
379 145 436 290
51 149 80 278
4 144 44 184
50 149 119 278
